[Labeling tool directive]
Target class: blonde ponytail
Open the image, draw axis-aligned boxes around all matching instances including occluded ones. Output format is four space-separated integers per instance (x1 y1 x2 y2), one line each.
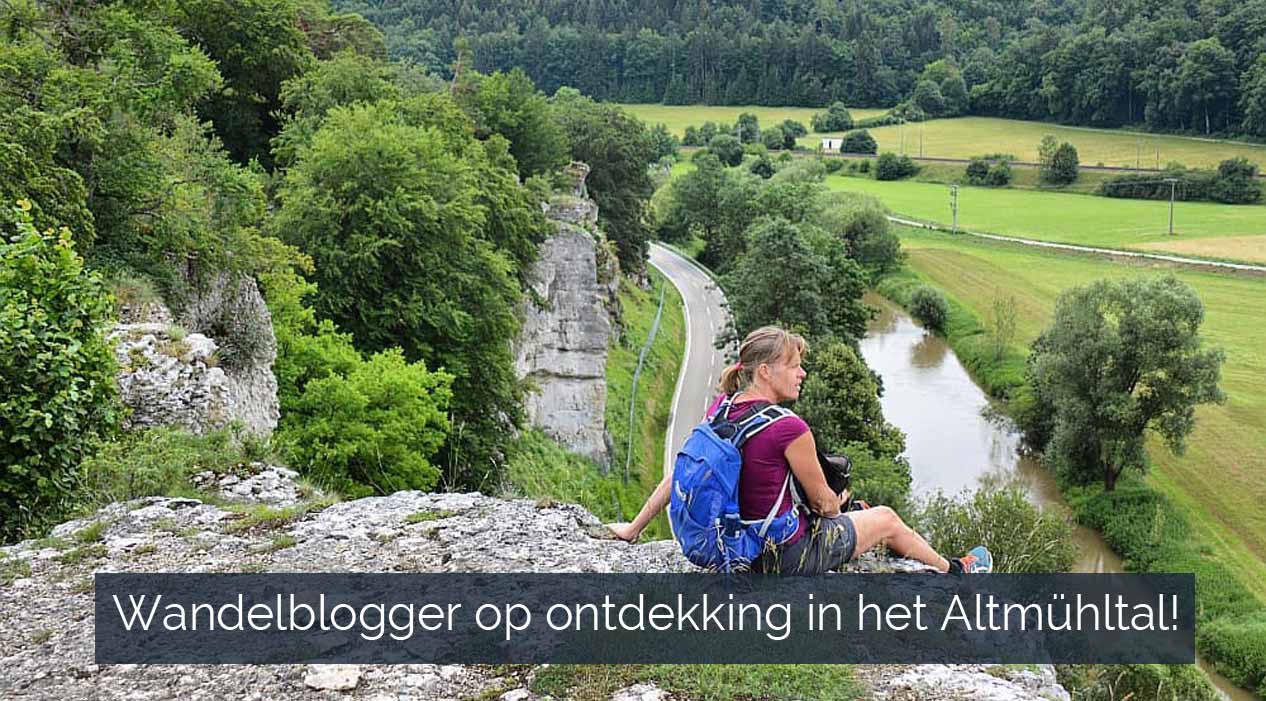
716 326 808 395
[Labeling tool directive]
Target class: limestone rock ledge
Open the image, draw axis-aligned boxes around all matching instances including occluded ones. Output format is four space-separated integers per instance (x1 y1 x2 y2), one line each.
112 273 279 437
0 466 1067 700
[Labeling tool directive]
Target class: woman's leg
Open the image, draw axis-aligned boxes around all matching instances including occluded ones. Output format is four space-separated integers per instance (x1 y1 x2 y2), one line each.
843 506 950 573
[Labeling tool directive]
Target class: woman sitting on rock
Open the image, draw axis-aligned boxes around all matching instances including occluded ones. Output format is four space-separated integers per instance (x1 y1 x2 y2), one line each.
609 325 991 576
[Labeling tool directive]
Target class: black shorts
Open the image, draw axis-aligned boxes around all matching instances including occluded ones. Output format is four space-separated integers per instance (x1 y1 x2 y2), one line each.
753 513 857 576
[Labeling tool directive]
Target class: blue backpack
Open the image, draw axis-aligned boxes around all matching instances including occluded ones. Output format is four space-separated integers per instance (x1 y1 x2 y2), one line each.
669 396 803 572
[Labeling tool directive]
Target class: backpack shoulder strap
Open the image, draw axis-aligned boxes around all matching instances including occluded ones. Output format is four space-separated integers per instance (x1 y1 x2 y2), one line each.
733 404 794 448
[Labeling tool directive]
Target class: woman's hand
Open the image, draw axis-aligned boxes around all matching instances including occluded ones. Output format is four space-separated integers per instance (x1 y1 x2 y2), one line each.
607 522 640 542
837 489 852 510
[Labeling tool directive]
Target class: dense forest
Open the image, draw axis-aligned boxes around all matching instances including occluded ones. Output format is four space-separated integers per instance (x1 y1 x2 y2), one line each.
332 0 1266 137
0 0 661 539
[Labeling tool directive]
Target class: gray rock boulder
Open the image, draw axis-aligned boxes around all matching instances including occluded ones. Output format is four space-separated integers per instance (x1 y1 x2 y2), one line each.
111 324 236 435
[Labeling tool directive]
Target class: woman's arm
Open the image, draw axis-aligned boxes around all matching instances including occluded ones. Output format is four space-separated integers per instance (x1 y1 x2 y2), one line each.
608 471 672 542
785 431 843 518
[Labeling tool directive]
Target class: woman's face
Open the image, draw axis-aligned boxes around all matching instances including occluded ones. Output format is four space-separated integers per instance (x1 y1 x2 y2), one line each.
759 346 806 403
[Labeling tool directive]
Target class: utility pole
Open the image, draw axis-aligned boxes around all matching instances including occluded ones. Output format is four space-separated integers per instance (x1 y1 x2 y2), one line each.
1164 177 1178 235
920 123 924 158
1136 139 1140 169
950 185 959 234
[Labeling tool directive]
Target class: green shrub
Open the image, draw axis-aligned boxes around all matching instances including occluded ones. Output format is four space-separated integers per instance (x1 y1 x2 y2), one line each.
1056 664 1219 701
875 152 918 181
908 285 948 332
856 159 870 174
1 203 120 542
965 158 990 183
1197 613 1266 695
840 129 877 154
281 349 453 498
917 481 1076 573
985 160 1012 186
823 159 844 174
79 426 267 507
844 443 913 515
809 102 853 132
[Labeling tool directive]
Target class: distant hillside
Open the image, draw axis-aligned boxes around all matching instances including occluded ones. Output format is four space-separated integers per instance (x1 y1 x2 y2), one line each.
333 0 1266 139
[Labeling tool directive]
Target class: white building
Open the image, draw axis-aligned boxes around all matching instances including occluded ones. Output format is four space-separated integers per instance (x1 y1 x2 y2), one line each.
820 137 843 150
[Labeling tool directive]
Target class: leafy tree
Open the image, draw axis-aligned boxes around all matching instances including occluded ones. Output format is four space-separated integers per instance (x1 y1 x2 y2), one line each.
273 96 525 489
781 119 808 139
706 134 745 167
1028 276 1225 491
700 170 764 273
272 50 402 168
681 125 702 146
1049 142 1079 184
761 125 787 151
910 285 949 333
966 158 991 183
809 192 902 275
749 153 775 178
735 112 761 143
841 130 878 154
796 338 907 461
552 90 657 274
724 218 870 344
1176 38 1237 135
912 79 946 116
1211 157 1263 204
810 102 854 132
173 0 317 167
667 153 727 241
648 123 680 161
1040 138 1079 184
1 204 120 541
1240 54 1266 137
986 160 1013 186
875 152 919 180
456 68 569 179
282 349 453 498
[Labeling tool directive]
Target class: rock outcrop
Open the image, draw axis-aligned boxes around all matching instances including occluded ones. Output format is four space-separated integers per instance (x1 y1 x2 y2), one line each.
514 163 619 466
112 274 279 436
0 466 1069 700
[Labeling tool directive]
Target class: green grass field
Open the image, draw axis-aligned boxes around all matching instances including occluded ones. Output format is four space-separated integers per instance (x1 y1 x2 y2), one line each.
896 226 1266 604
617 103 888 136
803 116 1266 170
824 174 1266 261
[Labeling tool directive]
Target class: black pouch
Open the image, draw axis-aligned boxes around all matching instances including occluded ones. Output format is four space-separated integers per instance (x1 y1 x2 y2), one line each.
793 450 853 505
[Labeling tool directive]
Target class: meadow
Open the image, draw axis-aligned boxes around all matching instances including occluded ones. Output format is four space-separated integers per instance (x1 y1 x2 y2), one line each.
617 103 889 135
824 174 1266 262
895 226 1266 603
803 116 1266 170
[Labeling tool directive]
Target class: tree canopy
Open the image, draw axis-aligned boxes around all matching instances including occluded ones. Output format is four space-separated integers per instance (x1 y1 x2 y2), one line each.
1027 276 1225 491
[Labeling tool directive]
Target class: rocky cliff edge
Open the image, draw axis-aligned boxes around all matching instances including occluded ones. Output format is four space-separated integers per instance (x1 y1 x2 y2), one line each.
0 465 1067 700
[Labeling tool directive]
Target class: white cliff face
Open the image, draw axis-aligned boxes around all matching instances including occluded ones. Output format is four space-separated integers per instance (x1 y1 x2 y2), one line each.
514 163 619 467
112 274 279 437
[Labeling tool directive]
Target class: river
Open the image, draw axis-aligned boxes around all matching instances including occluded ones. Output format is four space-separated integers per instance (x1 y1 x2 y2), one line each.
859 291 1255 701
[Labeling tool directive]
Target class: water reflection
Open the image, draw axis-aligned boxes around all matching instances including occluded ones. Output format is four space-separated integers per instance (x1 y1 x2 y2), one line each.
860 291 1120 574
859 292 1248 700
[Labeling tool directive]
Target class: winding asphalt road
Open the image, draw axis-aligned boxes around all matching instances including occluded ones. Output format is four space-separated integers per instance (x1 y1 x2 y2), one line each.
647 243 729 480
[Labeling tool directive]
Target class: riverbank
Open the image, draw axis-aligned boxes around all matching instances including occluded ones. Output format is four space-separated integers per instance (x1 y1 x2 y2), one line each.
875 239 1266 698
